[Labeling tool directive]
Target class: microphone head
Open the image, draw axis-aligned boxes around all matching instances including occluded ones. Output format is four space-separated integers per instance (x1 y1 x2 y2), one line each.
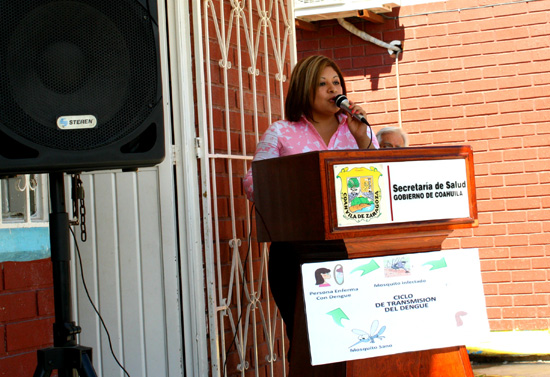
334 94 348 108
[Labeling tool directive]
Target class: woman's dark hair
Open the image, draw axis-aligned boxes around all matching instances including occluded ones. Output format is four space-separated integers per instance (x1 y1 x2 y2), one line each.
285 55 347 122
314 267 331 285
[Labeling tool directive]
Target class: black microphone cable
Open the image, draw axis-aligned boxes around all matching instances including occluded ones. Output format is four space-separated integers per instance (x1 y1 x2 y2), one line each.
70 226 131 377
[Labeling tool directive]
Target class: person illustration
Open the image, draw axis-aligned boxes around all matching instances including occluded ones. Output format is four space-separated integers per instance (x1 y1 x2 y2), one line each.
243 55 379 371
315 268 332 287
376 126 408 148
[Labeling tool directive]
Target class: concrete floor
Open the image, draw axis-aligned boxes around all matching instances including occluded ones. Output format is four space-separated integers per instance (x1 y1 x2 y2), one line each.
472 361 550 377
468 331 550 376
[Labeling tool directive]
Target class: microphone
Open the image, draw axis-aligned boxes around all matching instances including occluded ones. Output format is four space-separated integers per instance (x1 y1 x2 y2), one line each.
334 94 369 125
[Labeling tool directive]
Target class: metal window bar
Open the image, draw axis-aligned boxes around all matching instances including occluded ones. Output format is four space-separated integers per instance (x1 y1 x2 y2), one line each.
194 0 295 375
0 174 49 228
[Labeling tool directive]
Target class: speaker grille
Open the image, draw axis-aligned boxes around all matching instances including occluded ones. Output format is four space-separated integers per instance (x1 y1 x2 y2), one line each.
0 0 160 151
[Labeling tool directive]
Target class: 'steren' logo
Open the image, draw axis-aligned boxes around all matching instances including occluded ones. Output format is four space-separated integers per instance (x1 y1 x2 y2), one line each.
57 115 97 130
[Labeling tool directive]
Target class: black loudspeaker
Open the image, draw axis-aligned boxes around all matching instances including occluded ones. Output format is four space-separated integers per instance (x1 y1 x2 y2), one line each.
0 0 165 175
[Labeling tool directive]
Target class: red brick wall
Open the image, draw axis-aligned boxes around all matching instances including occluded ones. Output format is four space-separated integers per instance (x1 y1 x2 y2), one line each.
0 259 54 376
296 0 549 331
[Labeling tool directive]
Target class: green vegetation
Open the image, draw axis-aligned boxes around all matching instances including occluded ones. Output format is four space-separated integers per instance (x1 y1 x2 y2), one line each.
350 196 373 207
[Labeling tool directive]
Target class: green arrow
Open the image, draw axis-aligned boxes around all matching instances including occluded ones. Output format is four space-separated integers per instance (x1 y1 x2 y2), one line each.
351 260 380 276
327 308 349 327
423 258 447 270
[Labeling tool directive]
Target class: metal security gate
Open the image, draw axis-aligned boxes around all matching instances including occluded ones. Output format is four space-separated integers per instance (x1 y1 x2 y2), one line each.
191 0 296 375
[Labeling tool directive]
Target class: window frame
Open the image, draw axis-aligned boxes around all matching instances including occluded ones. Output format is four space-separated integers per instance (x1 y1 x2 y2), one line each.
0 174 49 228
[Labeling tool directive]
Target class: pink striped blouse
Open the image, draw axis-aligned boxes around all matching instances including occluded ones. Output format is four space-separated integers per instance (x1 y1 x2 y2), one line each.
244 114 379 201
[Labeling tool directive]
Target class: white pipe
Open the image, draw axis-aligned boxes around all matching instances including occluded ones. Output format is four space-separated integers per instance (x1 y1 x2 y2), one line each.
395 52 402 128
337 18 403 130
337 18 401 53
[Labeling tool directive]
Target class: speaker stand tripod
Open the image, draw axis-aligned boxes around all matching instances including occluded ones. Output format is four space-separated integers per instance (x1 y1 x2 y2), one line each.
34 173 98 377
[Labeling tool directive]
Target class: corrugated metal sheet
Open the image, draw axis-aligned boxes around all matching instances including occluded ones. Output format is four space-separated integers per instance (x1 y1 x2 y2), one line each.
73 168 184 377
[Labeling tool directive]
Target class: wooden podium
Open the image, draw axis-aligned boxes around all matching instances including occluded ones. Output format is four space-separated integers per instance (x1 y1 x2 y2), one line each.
252 146 478 377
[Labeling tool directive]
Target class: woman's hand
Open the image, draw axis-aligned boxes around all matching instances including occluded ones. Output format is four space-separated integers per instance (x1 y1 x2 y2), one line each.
346 101 375 149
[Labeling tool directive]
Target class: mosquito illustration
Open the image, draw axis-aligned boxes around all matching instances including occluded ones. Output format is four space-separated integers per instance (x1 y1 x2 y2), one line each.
390 257 410 273
349 320 386 348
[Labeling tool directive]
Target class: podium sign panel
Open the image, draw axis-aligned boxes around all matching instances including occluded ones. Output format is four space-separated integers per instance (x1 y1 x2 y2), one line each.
253 146 478 247
301 248 489 366
334 159 471 227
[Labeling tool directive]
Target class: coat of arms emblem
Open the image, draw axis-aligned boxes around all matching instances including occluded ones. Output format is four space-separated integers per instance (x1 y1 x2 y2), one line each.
337 166 382 222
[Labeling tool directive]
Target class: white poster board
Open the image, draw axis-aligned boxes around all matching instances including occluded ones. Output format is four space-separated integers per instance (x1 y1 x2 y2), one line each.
334 159 471 227
301 248 489 366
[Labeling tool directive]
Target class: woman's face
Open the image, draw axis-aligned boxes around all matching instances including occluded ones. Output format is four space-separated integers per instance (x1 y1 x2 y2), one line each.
310 66 342 119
